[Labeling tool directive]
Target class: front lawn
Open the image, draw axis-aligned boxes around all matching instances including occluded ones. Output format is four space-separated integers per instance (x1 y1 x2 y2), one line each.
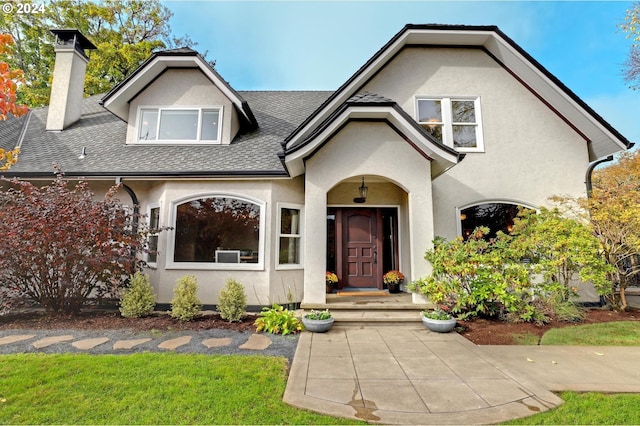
504 392 640 425
0 353 362 425
540 321 640 345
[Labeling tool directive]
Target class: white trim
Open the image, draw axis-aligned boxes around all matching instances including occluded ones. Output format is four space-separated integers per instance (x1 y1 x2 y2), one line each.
455 199 539 237
415 96 485 153
275 202 304 270
133 105 223 145
166 192 266 270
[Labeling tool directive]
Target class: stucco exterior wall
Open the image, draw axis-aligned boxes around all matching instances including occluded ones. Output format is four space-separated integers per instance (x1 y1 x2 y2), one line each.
126 69 239 145
363 47 590 240
109 178 306 307
304 121 433 304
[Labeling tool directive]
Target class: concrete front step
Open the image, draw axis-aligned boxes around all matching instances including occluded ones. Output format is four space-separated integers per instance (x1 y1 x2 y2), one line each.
301 292 435 326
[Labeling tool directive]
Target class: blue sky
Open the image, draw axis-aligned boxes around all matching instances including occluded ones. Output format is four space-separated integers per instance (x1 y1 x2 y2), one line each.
165 1 640 146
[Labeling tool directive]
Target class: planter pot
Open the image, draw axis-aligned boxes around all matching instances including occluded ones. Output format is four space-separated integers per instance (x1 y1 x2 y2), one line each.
326 284 335 294
302 316 334 333
387 282 401 293
422 316 457 333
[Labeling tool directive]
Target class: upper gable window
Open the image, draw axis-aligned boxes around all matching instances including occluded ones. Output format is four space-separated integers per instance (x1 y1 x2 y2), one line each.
137 107 222 143
416 97 483 152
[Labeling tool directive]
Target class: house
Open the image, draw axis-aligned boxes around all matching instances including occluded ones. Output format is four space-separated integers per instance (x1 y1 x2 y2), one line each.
2 25 632 308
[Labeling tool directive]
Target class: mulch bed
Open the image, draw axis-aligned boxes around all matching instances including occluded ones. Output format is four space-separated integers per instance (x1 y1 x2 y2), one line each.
1 307 638 345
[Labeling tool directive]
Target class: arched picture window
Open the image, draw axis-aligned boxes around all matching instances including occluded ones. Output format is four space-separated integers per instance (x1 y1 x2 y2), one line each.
173 196 261 264
460 202 534 241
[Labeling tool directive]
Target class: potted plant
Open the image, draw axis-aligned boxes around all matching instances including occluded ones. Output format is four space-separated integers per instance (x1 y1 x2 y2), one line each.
325 272 338 294
302 309 334 332
421 307 457 333
383 270 405 293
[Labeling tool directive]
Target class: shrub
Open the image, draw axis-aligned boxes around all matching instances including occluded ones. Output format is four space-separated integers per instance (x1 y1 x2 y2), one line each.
170 275 202 321
0 175 157 315
217 278 247 322
254 304 303 335
119 272 156 318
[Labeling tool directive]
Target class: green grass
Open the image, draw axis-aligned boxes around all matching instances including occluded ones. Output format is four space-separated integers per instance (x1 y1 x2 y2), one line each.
511 332 540 345
0 353 363 425
541 321 640 346
504 391 640 425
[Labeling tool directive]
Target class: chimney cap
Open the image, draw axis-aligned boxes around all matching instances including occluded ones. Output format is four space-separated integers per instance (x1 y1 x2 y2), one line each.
50 29 97 51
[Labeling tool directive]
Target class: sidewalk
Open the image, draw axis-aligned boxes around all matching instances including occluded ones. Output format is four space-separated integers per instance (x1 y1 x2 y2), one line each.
284 326 564 425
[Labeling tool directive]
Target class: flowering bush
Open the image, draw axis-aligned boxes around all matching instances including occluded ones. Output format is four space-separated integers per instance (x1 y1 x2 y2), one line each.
325 272 338 285
383 270 405 285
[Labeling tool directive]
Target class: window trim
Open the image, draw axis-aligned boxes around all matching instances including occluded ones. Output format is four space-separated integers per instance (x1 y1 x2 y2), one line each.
146 203 161 268
456 199 539 238
276 203 304 270
415 96 484 153
134 105 223 145
166 193 265 271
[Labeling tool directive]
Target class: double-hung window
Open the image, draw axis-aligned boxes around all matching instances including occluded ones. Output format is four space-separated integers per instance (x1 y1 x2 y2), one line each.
138 107 222 143
277 204 303 268
416 97 483 152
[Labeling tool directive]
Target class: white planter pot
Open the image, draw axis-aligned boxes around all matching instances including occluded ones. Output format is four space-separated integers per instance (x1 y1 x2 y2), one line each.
302 316 334 333
421 316 457 333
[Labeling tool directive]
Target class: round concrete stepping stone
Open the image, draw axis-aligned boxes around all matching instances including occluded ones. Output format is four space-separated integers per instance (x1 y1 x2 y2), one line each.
113 338 152 350
0 335 35 346
239 333 272 350
32 335 74 349
72 337 110 350
158 335 192 350
202 337 233 348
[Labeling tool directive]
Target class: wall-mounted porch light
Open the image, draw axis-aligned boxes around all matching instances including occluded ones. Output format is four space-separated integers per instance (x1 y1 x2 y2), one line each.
353 177 368 204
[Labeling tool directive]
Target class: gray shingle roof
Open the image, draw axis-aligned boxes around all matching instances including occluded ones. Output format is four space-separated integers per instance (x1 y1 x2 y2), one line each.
4 91 332 177
0 112 28 152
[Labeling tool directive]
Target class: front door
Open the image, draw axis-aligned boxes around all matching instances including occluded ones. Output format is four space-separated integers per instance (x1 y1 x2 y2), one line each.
342 208 382 288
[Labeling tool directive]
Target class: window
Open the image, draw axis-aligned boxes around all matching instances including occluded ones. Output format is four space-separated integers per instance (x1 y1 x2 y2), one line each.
147 205 160 265
277 205 302 268
416 97 483 152
172 196 263 268
459 202 535 241
137 107 221 143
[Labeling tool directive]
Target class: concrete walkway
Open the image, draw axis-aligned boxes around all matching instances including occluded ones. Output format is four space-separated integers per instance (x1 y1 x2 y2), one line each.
283 326 640 424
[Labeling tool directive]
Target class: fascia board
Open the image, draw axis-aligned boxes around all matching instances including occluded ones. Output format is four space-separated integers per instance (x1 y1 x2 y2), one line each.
483 36 628 157
284 105 459 177
101 55 253 125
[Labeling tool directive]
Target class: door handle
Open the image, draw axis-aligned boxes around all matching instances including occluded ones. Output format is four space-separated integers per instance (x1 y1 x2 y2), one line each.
373 250 377 264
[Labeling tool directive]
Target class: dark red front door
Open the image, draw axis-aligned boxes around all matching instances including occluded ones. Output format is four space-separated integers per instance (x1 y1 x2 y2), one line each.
342 209 382 288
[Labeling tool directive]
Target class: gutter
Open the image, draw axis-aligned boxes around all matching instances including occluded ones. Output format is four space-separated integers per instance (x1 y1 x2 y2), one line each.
116 177 139 233
585 156 614 198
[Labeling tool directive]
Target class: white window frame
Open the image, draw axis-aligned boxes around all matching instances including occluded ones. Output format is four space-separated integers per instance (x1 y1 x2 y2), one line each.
146 203 161 268
135 105 223 145
415 96 484 153
276 203 304 270
166 193 265 271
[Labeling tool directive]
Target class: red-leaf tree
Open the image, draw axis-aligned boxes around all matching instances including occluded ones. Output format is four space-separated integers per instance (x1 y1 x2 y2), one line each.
1 33 28 171
0 175 153 315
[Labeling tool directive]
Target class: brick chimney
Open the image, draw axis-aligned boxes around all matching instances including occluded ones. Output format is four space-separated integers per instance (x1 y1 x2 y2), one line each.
46 29 96 131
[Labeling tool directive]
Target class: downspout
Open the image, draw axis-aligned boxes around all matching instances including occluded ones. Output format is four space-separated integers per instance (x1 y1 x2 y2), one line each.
585 155 613 198
116 177 140 233
584 155 614 307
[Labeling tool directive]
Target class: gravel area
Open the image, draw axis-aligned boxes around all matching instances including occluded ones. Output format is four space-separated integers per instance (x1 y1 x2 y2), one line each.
0 329 300 363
